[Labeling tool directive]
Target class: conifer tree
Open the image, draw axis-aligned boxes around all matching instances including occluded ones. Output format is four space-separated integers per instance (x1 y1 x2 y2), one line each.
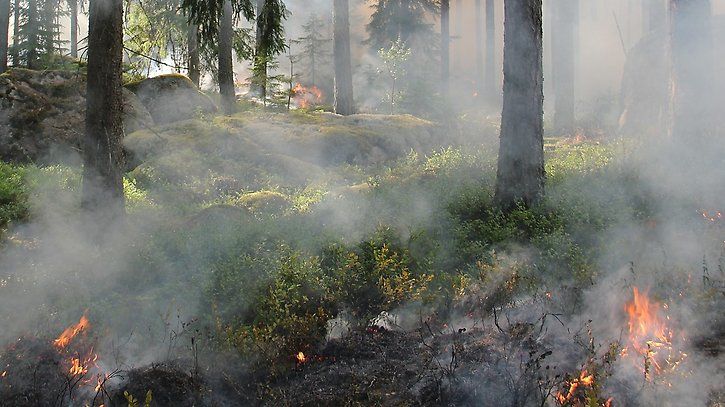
297 13 330 87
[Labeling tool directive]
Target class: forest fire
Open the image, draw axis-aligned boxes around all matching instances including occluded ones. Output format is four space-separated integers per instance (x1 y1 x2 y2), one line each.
53 314 90 349
554 370 612 406
292 84 323 109
53 315 99 383
621 287 686 381
296 351 307 364
700 210 723 223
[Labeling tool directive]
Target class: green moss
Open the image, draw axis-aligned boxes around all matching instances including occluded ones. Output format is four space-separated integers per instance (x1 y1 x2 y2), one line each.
236 191 292 214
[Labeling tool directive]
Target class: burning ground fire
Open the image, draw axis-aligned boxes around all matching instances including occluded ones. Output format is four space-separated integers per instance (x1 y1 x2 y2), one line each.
292 83 323 109
700 210 723 224
621 287 687 381
53 314 101 384
554 369 612 407
54 314 90 349
0 313 107 405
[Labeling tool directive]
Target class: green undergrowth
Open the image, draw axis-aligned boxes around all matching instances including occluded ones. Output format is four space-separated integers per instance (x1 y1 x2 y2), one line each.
2 134 655 365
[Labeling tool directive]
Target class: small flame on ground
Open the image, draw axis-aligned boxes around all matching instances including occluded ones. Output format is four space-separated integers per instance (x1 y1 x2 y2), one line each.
622 287 686 381
700 210 723 223
296 352 307 364
53 315 101 385
53 315 90 349
554 370 612 406
292 84 323 109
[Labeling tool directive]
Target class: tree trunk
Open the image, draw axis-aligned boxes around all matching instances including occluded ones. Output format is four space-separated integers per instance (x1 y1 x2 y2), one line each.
494 0 544 209
552 0 577 134
441 0 450 92
483 0 496 99
251 0 267 99
454 0 462 71
82 0 125 219
11 0 17 65
311 48 316 87
69 0 78 58
218 0 235 114
670 0 713 143
475 0 484 95
333 0 354 115
27 0 38 69
0 0 9 72
188 24 200 87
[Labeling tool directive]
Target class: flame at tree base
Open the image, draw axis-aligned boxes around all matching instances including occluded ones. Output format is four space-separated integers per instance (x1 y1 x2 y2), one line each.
292 84 323 109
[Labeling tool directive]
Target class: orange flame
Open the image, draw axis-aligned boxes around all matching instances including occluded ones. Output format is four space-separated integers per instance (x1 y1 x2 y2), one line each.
622 287 686 380
292 83 323 109
296 352 307 364
67 351 98 378
554 370 605 406
69 358 87 376
700 210 723 223
53 315 90 349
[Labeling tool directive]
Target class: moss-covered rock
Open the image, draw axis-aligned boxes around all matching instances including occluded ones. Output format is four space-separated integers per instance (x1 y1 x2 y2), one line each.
126 74 217 125
123 111 453 201
0 68 153 163
236 190 292 214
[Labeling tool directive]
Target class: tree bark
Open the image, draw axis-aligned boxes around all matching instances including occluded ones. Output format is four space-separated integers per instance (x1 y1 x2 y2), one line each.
26 0 38 69
494 0 544 209
218 0 235 114
454 0 462 71
11 0 17 65
441 0 450 92
82 0 125 218
188 24 200 87
69 0 78 58
251 0 267 99
483 0 496 99
0 0 9 72
333 0 354 115
552 0 577 134
475 0 484 95
670 0 713 143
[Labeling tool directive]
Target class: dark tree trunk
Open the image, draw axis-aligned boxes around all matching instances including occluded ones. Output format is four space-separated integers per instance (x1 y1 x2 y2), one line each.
11 0 17 65
69 0 78 58
475 0 484 95
552 0 578 134
218 0 235 114
483 0 496 99
441 0 450 92
26 0 38 69
670 0 713 143
333 0 354 115
188 24 200 87
494 0 544 209
251 0 267 99
0 0 9 72
82 0 125 218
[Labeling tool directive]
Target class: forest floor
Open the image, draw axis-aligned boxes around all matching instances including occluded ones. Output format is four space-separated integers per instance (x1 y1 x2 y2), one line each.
0 106 723 406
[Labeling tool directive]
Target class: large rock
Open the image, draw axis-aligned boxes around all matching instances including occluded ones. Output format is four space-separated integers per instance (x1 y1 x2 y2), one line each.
125 74 217 125
0 69 153 163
